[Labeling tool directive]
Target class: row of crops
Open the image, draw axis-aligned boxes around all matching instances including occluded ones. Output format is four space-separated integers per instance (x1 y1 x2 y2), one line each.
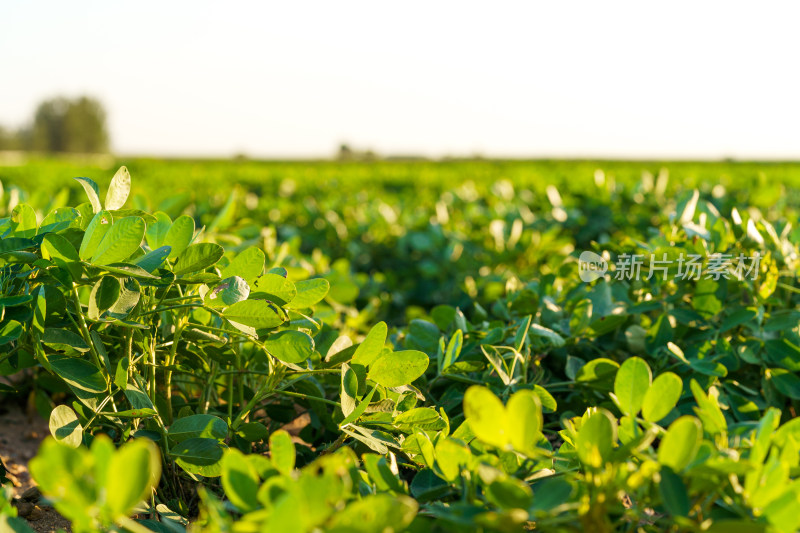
2 159 800 532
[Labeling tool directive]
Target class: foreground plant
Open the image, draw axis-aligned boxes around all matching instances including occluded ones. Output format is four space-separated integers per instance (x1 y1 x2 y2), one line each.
4 166 800 532
30 436 161 533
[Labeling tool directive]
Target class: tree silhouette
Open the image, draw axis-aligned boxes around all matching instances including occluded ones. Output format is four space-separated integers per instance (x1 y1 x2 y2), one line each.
31 96 109 153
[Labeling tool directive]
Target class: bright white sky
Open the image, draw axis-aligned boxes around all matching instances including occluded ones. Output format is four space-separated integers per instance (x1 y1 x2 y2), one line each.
3 1 800 159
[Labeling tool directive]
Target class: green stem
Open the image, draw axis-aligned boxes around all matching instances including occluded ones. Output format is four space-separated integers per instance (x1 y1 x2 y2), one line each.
149 334 157 404
70 284 102 368
139 302 202 317
218 368 340 376
165 319 187 424
0 346 20 367
126 331 134 380
235 347 244 414
227 373 234 421
431 374 485 386
200 363 218 414
272 389 341 407
543 381 574 388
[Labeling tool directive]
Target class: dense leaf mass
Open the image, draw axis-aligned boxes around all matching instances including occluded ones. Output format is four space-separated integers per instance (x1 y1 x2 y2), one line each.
1 160 800 532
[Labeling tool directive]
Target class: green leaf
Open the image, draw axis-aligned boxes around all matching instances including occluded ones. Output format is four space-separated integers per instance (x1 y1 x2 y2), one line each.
88 276 121 320
658 416 702 471
203 276 250 308
220 247 265 283
529 322 566 347
163 215 196 258
327 494 417 533
97 263 159 280
79 210 113 260
42 328 90 352
406 319 440 352
434 438 471 482
168 414 228 443
765 338 800 372
613 357 652 416
0 238 35 254
40 206 79 233
762 487 800 533
41 233 81 280
393 407 447 432
341 363 359 417
576 409 616 469
351 321 388 367
91 216 146 266
235 422 268 442
368 350 428 387
570 298 593 336
690 380 727 436
145 211 172 249
0 295 33 307
533 384 558 413
362 454 404 492
173 243 224 276
659 466 690 517
693 279 722 319
721 307 758 333
269 429 295 475
441 329 463 371
125 383 155 411
340 385 377 427
107 278 141 318
133 245 171 272
106 438 160 518
104 166 131 211
768 368 800 400
463 386 508 449
575 358 619 387
48 405 83 448
37 207 79 235
0 320 23 345
171 438 225 472
49 354 107 393
223 299 284 329
485 477 533 511
506 389 543 454
263 330 314 364
286 278 330 309
221 449 260 513
410 469 450 502
74 177 102 213
251 273 296 306
642 372 683 422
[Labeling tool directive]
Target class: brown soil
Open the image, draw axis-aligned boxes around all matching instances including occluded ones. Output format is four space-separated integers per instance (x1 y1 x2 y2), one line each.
0 400 71 532
0 399 313 533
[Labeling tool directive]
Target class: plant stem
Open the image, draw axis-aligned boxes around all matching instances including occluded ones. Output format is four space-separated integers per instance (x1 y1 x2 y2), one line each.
149 334 157 404
272 389 341 407
218 368 340 376
165 319 187 424
70 284 102 369
139 302 202 317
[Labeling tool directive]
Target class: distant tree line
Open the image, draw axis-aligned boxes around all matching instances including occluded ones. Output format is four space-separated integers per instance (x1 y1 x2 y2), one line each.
0 96 110 153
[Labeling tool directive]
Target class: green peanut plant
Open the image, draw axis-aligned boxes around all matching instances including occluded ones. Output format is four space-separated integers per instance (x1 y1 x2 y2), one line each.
4 165 800 532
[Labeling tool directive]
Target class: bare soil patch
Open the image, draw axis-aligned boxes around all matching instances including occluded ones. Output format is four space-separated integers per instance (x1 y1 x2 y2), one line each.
0 400 71 532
